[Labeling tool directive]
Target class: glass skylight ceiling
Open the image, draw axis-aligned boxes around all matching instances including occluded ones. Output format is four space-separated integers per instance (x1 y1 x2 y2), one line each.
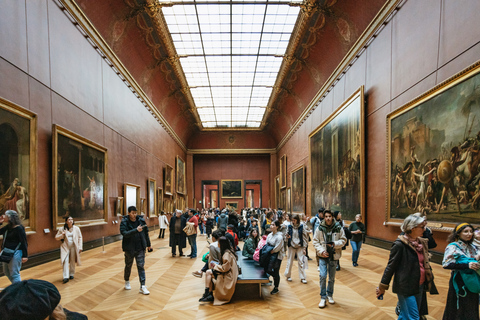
162 0 301 128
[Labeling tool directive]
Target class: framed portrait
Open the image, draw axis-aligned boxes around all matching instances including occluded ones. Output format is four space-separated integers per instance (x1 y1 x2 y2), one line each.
275 175 280 209
280 154 287 189
147 178 156 217
309 86 364 222
124 183 140 214
291 166 304 214
221 179 243 198
163 198 170 213
164 164 173 196
0 98 37 232
53 125 108 229
176 156 186 195
286 187 292 214
387 62 480 229
116 197 124 216
280 189 286 210
140 198 146 216
157 187 163 214
226 202 238 211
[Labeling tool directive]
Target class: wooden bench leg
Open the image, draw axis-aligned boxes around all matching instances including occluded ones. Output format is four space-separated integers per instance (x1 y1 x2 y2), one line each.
259 283 262 298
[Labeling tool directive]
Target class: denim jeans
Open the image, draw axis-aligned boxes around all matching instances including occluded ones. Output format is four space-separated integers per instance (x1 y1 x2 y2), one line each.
124 250 146 285
397 284 423 320
2 250 23 284
319 258 337 298
351 241 362 264
188 234 197 257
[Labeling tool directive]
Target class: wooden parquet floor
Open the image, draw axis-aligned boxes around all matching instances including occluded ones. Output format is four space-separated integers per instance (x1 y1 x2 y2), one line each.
0 230 452 319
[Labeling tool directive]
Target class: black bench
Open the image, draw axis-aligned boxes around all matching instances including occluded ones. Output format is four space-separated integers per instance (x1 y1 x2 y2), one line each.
236 251 270 297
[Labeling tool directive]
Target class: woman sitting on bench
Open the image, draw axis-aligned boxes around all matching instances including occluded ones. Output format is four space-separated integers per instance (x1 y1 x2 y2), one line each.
199 236 238 305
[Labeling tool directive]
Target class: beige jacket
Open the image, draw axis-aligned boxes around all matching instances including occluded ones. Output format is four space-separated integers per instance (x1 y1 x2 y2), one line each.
55 225 83 266
213 250 238 305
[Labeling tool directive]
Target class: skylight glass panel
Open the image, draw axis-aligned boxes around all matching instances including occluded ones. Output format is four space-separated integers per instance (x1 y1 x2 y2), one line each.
162 0 300 128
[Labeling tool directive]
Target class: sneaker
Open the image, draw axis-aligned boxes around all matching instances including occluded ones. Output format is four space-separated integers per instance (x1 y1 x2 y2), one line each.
319 299 326 308
286 277 292 282
270 288 279 295
395 305 400 316
317 266 320 271
336 265 340 271
301 279 307 284
327 296 335 304
69 276 74 280
139 285 150 295
125 281 131 290
63 278 69 284
192 270 203 278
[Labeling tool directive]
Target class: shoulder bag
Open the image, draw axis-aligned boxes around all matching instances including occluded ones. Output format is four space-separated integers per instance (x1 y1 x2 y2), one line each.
183 222 196 236
0 230 21 263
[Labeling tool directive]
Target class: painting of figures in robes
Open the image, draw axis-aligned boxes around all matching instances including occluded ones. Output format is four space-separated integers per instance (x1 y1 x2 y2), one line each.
53 125 107 228
309 87 364 222
387 63 480 228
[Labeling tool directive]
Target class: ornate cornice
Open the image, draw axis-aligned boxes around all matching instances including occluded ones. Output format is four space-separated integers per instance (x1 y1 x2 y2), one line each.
188 148 276 155
56 0 187 151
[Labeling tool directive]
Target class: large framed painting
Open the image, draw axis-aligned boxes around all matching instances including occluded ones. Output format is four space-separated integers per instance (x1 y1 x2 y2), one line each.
53 125 107 228
157 187 163 214
309 87 364 222
246 189 254 208
275 175 280 208
280 154 287 189
0 98 37 232
147 178 156 217
291 166 305 214
387 62 480 229
286 187 292 214
221 179 243 198
124 183 140 214
211 190 218 207
176 156 186 195
164 164 173 196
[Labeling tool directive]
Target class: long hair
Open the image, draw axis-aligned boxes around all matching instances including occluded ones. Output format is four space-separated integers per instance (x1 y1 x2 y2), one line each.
5 210 22 228
249 228 259 247
447 222 474 244
63 216 74 231
218 236 236 259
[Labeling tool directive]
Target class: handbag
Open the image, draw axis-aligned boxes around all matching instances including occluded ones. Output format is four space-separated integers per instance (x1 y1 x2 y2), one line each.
0 230 21 263
183 222 196 236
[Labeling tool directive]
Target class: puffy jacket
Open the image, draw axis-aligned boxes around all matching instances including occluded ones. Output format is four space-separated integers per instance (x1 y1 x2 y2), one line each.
218 213 229 230
242 237 258 259
120 216 151 252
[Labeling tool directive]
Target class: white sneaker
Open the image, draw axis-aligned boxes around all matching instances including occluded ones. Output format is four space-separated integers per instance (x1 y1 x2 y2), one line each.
327 296 335 304
286 277 292 282
139 285 150 295
301 279 307 284
125 281 131 290
317 266 320 271
319 299 326 308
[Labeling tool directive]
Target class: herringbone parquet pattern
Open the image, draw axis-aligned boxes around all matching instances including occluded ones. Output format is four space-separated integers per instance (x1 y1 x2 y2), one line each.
0 230 453 319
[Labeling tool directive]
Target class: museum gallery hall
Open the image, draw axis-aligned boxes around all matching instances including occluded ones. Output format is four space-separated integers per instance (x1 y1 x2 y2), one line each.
1 0 480 319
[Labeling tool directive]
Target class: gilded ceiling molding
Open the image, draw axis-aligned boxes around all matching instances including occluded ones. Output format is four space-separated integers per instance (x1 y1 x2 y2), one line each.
56 0 187 151
188 149 276 155
276 0 406 151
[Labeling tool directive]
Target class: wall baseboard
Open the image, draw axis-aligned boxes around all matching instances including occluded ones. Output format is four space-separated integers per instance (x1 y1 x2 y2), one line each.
365 236 444 264
0 234 123 277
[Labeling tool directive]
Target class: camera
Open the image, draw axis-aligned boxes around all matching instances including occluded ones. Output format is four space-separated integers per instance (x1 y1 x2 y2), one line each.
326 242 335 260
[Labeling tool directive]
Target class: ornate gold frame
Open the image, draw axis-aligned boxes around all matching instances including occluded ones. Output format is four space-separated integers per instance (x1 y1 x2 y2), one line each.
164 164 173 195
157 187 163 214
280 154 287 189
147 178 157 217
52 125 108 228
386 61 480 231
291 165 305 214
308 86 365 222
286 187 292 214
176 155 186 195
225 202 238 211
221 179 243 199
0 97 37 233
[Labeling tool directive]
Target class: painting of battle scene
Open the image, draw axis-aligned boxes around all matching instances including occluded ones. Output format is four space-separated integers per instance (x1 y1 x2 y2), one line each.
54 126 107 228
388 64 480 226
309 87 364 222
0 99 36 231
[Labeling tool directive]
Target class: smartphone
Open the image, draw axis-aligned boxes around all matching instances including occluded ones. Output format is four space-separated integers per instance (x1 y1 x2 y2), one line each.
377 294 383 300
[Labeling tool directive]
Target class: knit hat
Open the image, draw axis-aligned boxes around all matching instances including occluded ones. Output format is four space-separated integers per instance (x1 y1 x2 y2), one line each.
0 279 61 320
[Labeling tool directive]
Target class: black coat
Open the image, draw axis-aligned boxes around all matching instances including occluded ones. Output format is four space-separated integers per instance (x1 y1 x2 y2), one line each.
120 216 151 252
206 218 214 234
169 215 187 249
379 237 427 296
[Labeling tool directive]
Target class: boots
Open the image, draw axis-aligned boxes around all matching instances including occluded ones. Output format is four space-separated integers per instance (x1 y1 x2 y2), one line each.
199 289 214 302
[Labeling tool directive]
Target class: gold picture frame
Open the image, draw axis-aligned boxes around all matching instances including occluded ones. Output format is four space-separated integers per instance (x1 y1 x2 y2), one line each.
221 179 243 198
124 183 140 214
140 198 146 216
226 202 238 211
176 155 186 195
275 175 280 209
386 62 480 230
147 178 157 217
53 125 108 229
164 164 173 196
286 187 292 214
291 166 305 214
0 97 37 232
280 154 287 189
157 187 163 214
309 86 365 222
116 197 124 216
